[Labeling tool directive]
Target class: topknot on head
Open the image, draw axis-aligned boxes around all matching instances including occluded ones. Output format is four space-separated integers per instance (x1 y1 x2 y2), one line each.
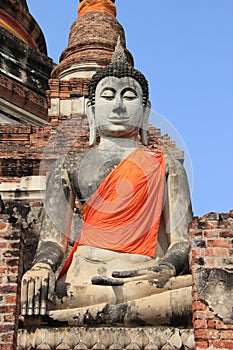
88 37 149 107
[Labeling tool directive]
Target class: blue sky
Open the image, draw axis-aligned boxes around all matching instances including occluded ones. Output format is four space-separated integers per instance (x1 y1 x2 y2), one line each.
27 0 233 217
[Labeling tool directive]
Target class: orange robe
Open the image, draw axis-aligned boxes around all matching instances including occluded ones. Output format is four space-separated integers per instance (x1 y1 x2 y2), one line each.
59 149 165 279
78 0 116 18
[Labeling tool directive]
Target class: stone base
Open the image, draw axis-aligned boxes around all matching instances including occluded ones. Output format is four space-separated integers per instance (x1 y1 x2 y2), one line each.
18 327 194 349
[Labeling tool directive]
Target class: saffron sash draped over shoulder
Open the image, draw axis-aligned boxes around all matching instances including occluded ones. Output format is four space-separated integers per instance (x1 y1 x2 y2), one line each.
59 149 166 279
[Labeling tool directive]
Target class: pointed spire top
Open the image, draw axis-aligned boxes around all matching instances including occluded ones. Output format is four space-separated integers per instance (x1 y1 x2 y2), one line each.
111 36 128 65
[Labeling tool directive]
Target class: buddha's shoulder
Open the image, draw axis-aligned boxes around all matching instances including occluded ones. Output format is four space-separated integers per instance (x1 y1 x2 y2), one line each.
46 152 88 179
63 152 87 172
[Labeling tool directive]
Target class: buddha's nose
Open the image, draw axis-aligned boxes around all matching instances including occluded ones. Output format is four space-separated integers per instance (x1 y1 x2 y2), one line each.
112 97 127 116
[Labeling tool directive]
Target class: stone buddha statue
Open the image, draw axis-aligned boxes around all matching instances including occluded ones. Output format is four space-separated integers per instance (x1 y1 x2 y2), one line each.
21 39 193 326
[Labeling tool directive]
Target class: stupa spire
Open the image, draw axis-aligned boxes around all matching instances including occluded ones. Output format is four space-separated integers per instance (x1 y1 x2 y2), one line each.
78 0 116 18
51 0 133 78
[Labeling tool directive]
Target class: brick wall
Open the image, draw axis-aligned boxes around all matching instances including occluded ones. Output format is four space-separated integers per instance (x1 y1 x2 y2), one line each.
0 119 182 183
0 206 232 349
0 216 22 350
0 116 89 181
190 211 233 350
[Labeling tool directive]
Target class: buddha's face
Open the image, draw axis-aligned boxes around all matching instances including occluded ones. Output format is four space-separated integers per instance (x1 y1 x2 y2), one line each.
93 76 145 138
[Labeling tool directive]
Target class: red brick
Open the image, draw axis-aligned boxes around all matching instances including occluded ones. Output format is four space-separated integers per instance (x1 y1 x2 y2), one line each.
219 231 233 238
207 320 217 329
193 319 208 329
0 324 15 332
0 285 17 294
193 310 214 321
0 332 14 342
5 295 17 304
8 242 20 249
213 340 233 349
194 340 209 348
6 259 19 267
192 302 208 311
0 305 16 313
203 230 219 238
0 268 7 274
205 248 229 257
3 314 15 322
0 232 19 240
191 249 206 257
0 223 6 230
195 329 221 340
207 240 230 248
7 268 18 274
189 229 203 236
221 330 233 340
3 250 19 258
0 344 15 350
7 276 18 283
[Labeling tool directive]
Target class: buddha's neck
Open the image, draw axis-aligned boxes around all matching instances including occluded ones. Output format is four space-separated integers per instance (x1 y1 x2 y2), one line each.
99 136 139 150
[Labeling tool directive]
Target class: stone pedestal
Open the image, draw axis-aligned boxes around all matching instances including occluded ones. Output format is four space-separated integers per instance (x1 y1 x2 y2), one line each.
18 327 194 350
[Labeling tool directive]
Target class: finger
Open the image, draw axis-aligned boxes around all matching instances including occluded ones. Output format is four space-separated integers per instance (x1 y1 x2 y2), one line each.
21 277 28 316
27 277 35 316
112 269 150 278
91 276 124 286
149 266 174 279
117 274 159 284
34 276 41 316
48 272 56 304
40 275 49 315
112 270 138 278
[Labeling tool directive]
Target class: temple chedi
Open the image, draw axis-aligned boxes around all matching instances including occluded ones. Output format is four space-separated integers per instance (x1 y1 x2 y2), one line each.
0 1 232 349
0 0 53 125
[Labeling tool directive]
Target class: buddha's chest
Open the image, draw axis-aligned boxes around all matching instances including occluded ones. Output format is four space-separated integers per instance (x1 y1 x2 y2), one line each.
73 151 126 202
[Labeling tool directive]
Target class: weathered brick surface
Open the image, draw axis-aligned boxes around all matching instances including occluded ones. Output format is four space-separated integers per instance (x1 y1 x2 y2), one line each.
190 211 233 349
0 115 90 180
0 116 183 182
0 215 22 350
52 11 134 79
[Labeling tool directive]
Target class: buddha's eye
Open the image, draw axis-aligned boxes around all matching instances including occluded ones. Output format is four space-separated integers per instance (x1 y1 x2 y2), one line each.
122 89 137 101
100 89 115 100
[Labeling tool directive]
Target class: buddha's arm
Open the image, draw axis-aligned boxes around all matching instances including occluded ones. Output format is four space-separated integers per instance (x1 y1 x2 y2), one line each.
33 159 75 269
21 159 75 316
160 158 193 275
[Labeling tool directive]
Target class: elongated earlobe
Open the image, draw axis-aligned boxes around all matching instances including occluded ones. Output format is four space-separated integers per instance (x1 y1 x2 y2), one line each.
86 102 97 146
140 101 151 146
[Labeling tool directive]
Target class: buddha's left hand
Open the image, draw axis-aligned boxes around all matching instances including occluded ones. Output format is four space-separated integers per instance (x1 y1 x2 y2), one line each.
91 264 175 286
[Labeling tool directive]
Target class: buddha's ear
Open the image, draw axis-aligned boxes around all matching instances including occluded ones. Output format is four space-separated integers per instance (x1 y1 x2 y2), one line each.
86 101 97 146
140 100 151 146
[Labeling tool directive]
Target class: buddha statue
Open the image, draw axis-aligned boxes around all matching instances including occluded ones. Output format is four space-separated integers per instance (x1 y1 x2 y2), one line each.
21 39 193 326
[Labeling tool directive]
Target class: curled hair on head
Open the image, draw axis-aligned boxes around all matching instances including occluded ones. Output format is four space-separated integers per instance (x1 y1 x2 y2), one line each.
88 38 149 107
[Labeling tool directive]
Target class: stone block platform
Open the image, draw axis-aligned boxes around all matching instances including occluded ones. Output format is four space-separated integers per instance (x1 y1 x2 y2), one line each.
18 327 194 349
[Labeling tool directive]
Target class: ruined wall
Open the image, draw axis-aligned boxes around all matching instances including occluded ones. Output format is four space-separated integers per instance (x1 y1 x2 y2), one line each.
190 211 233 350
0 117 89 183
0 217 22 350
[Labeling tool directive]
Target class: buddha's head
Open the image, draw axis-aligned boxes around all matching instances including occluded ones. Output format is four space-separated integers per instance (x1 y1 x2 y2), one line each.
87 38 150 145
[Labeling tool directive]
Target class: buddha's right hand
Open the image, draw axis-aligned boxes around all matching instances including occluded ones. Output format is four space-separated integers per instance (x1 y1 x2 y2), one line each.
21 263 56 316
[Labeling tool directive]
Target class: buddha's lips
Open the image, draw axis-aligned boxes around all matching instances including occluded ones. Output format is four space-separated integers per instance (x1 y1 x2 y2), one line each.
108 116 130 124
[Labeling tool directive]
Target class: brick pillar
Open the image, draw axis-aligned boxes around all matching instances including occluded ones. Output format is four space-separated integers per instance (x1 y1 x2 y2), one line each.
0 216 23 350
189 211 233 350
